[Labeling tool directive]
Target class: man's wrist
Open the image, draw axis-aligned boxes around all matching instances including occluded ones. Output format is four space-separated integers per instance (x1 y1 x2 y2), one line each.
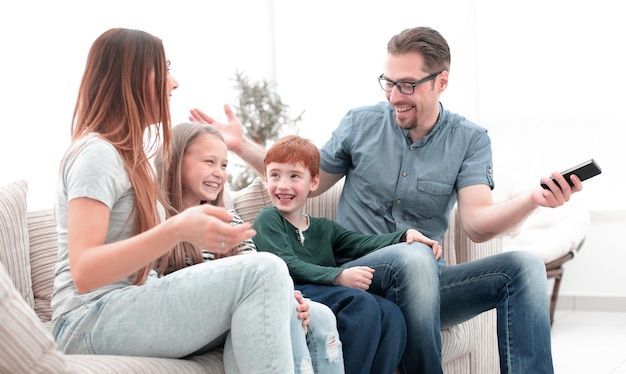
229 136 247 155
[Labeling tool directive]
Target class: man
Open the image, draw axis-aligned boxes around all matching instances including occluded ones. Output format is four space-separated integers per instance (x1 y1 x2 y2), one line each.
191 26 580 374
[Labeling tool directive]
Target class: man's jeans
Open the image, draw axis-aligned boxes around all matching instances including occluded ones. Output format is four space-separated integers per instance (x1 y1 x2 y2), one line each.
342 243 554 374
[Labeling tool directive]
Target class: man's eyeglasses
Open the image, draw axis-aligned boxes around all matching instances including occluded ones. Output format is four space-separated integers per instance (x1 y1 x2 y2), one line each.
378 71 442 95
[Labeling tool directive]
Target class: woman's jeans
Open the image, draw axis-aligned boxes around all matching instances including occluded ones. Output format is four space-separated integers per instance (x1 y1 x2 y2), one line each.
342 243 554 374
290 299 344 373
52 252 296 374
297 283 406 374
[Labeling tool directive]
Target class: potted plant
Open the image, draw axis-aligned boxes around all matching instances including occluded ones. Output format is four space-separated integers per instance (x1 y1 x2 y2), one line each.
228 71 304 190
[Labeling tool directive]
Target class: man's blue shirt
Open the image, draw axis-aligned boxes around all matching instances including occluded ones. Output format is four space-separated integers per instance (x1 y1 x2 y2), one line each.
320 101 494 242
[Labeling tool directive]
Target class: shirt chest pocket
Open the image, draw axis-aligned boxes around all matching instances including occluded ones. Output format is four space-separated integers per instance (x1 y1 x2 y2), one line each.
414 181 454 219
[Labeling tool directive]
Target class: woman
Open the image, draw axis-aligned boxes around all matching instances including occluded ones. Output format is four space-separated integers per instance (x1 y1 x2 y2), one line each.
51 28 295 373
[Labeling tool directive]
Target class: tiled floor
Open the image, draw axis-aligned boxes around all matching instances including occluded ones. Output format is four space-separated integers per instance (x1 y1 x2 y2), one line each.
552 310 626 373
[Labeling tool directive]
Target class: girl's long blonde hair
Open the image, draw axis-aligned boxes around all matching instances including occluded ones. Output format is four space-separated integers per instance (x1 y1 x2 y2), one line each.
70 28 172 285
154 122 226 275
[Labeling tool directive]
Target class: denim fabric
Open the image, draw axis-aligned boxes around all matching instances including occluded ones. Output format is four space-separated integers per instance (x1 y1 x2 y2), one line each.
52 253 296 373
319 101 553 373
297 283 406 374
290 297 314 374
304 300 344 373
342 243 554 374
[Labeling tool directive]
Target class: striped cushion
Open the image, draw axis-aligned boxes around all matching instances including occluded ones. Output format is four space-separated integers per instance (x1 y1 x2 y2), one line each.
231 177 272 223
303 178 344 220
63 350 225 373
28 209 58 322
0 180 34 308
0 262 67 373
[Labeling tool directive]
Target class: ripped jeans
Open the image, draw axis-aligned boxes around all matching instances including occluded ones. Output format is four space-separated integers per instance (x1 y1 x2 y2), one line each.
291 299 344 373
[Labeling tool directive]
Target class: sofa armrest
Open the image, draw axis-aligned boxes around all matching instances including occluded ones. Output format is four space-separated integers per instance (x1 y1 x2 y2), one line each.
0 262 67 373
442 205 502 266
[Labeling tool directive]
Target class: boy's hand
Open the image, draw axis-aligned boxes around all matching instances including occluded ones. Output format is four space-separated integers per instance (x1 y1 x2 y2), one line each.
294 290 309 335
405 229 443 260
334 266 375 290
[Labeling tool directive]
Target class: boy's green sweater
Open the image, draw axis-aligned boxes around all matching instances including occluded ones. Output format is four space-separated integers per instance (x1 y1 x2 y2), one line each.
253 206 404 285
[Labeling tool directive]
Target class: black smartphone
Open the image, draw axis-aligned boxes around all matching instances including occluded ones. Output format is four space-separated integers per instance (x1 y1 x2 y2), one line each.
540 159 602 190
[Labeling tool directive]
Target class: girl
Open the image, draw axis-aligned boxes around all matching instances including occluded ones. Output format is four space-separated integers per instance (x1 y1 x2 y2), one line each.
154 122 344 374
51 28 295 373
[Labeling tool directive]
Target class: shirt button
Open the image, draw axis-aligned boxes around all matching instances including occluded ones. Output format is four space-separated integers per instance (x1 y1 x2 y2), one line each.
408 146 414 151
402 172 407 177
396 199 401 204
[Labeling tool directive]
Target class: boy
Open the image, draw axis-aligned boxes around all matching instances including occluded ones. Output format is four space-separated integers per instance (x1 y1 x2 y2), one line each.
253 135 442 374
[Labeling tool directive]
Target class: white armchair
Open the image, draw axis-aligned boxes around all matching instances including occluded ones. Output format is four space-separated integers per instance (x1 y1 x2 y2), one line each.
493 167 592 327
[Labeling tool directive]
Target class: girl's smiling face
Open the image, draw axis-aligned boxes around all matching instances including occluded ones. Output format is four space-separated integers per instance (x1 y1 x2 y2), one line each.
181 133 228 208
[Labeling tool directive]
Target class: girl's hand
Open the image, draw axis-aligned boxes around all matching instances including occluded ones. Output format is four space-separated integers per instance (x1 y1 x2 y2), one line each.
333 266 374 290
294 290 310 335
404 229 443 260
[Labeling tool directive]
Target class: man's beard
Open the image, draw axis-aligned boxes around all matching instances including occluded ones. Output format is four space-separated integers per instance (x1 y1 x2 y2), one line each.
395 114 418 131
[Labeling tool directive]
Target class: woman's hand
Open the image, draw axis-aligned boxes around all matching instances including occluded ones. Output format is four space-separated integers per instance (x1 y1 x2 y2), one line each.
294 290 310 335
404 229 443 260
175 204 255 254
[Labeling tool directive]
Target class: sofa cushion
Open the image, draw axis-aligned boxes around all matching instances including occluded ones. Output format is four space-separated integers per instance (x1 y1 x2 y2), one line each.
231 177 272 223
28 209 58 322
0 180 35 308
502 204 590 263
0 262 67 373
63 350 225 373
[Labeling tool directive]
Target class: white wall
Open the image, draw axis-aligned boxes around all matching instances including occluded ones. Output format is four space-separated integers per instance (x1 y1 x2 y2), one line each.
0 0 275 209
1 0 624 305
270 1 626 307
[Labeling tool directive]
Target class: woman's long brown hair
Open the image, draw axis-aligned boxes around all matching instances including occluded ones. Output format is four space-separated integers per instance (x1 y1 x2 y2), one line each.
70 28 172 285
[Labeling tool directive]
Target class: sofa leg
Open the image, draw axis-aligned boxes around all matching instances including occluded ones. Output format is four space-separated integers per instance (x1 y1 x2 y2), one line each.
549 269 563 327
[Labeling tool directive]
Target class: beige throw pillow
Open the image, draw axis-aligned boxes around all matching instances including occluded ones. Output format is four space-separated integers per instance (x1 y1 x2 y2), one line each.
0 180 35 308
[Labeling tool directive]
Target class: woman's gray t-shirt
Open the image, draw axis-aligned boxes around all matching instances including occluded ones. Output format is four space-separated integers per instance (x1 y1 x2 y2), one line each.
51 136 162 321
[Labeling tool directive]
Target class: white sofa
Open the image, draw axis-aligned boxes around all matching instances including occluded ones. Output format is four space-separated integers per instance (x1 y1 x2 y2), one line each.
0 178 501 373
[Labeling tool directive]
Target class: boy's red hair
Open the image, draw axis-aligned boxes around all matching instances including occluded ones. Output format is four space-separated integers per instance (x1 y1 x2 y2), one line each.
264 135 320 178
